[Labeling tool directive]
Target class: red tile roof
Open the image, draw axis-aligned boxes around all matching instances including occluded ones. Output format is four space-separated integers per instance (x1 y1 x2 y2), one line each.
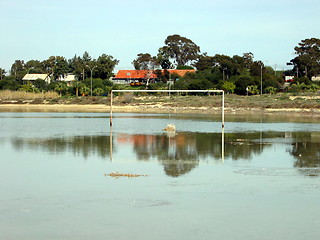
114 69 195 79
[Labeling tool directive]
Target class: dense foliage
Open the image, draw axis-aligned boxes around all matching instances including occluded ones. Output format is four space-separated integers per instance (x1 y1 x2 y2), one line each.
1 36 319 96
288 38 320 78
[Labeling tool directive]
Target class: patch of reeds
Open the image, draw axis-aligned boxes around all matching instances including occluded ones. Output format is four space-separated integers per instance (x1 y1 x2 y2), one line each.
0 90 59 100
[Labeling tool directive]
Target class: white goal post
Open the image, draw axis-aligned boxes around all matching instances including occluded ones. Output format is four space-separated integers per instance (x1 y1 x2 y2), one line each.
110 89 225 128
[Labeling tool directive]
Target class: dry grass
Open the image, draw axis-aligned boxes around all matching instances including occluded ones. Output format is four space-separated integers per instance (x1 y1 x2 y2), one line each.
0 91 319 111
0 90 59 100
123 93 320 110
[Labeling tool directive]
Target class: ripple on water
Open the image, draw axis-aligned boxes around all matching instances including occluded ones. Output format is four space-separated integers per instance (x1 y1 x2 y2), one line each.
235 167 320 178
234 168 297 177
130 199 172 207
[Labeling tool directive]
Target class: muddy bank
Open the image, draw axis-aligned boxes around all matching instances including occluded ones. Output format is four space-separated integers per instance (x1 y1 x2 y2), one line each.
0 93 319 115
0 103 319 116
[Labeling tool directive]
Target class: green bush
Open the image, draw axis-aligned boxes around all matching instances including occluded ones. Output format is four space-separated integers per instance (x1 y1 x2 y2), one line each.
79 85 90 96
221 81 236 94
93 88 104 96
148 82 168 90
247 85 260 95
187 79 214 90
19 83 39 93
265 86 278 94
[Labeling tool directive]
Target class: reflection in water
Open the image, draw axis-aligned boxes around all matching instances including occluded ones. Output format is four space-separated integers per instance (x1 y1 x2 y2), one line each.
8 131 320 177
115 131 274 177
12 135 112 160
116 132 200 177
289 132 320 176
224 132 273 160
110 127 113 161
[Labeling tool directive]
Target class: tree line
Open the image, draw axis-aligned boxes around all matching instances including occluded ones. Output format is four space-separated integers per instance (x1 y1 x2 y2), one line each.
0 35 319 96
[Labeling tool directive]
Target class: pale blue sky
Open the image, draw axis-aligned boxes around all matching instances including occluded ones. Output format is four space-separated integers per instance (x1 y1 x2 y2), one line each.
1 0 319 72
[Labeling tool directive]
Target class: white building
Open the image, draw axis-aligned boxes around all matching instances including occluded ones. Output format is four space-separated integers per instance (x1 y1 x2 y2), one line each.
57 74 77 86
311 75 320 81
22 74 51 84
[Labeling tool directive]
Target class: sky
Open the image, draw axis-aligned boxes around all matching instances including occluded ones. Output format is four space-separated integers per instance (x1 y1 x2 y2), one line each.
1 0 320 73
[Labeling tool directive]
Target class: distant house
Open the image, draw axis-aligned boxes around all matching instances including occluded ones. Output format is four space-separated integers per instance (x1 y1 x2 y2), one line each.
112 69 195 85
284 76 294 83
22 74 51 84
57 74 77 86
311 75 320 82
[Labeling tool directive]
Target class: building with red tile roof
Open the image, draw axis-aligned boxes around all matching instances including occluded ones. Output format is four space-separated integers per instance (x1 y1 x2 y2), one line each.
112 69 195 85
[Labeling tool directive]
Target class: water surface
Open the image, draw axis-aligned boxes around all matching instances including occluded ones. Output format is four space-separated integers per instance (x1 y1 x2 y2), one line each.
0 112 319 240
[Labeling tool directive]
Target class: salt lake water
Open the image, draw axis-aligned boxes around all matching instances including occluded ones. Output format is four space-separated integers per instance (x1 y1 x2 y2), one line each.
0 112 319 240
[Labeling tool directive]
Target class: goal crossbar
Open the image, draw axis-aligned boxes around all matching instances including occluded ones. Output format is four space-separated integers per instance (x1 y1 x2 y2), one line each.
110 89 225 128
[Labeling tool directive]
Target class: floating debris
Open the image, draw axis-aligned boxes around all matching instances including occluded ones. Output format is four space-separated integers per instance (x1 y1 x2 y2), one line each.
105 172 149 178
163 124 176 132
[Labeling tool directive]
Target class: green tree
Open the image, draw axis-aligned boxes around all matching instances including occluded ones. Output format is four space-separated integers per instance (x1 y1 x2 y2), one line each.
132 53 159 70
194 54 214 71
156 50 173 69
176 65 194 70
93 87 104 96
188 79 214 90
54 82 68 95
68 51 93 80
154 69 170 83
221 81 236 94
96 54 119 79
0 68 5 80
103 79 113 87
34 79 48 90
11 60 26 80
53 56 69 81
172 79 189 90
42 56 55 76
242 52 254 69
79 85 90 96
82 51 92 64
71 81 82 96
290 38 320 79
234 75 257 95
25 60 45 74
194 53 250 82
187 68 221 86
69 55 85 81
160 34 200 67
0 75 20 90
91 78 105 90
42 56 70 81
250 61 265 77
211 54 241 79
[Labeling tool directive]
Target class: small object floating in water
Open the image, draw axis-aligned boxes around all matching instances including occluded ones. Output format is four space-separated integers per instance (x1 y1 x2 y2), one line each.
163 124 176 132
106 172 149 178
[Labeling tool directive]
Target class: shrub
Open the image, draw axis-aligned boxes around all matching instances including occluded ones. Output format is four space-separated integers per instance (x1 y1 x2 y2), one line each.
19 83 39 93
93 88 104 96
187 79 214 90
247 85 260 95
265 86 278 94
79 85 90 96
221 81 236 94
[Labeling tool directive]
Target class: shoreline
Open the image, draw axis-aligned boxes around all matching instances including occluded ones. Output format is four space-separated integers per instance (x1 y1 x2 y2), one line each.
0 103 319 115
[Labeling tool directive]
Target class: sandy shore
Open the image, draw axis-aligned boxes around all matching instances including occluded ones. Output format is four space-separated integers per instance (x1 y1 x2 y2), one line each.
0 104 110 113
0 103 320 115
